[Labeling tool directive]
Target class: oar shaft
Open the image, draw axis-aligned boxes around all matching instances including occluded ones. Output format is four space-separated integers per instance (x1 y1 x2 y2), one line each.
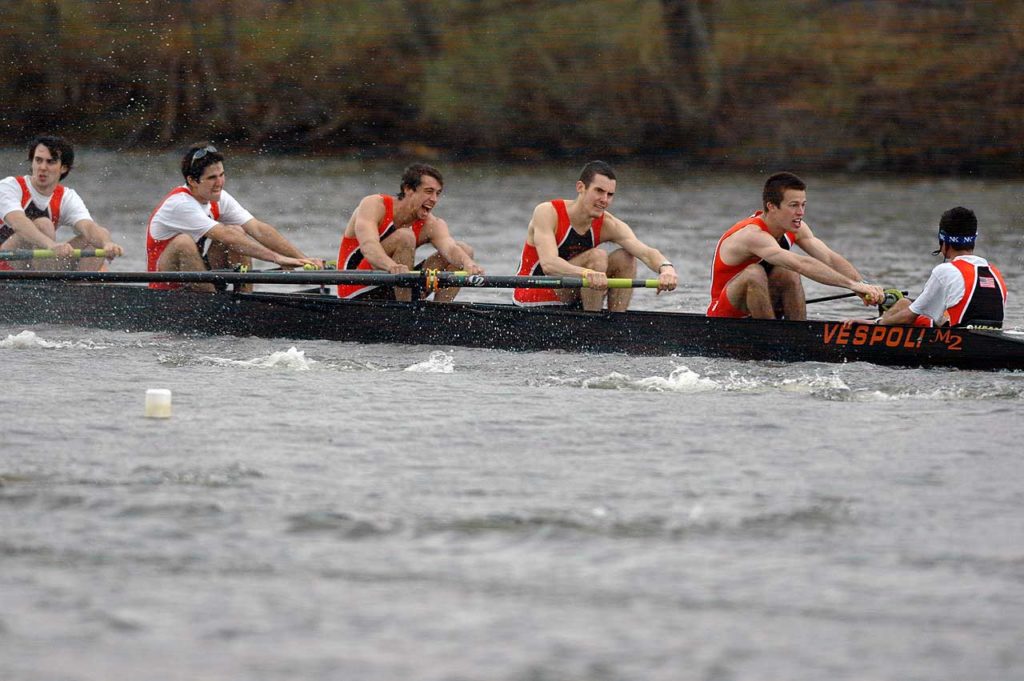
805 292 858 304
0 248 106 261
806 289 908 305
438 273 658 289
0 269 661 289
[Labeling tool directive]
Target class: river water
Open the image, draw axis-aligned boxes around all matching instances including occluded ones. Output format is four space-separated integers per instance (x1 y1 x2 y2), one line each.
2 150 1024 681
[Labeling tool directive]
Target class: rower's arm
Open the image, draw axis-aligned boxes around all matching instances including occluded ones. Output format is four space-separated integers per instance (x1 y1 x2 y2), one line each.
427 218 483 273
878 298 920 325
794 224 863 281
352 197 405 272
603 220 669 272
207 223 308 267
760 244 883 302
241 218 315 263
2 209 65 251
73 219 124 259
601 217 678 291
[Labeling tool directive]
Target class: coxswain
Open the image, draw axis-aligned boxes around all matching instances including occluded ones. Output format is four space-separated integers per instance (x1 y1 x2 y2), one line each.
876 207 1006 327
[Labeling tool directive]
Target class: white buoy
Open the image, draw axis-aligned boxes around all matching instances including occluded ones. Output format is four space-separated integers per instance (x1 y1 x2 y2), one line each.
144 388 172 418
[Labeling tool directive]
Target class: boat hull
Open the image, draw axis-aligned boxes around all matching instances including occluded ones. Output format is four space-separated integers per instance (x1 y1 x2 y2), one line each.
2 281 1022 370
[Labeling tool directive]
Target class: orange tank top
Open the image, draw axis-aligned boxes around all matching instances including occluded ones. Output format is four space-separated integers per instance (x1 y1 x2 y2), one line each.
513 199 604 305
709 211 796 302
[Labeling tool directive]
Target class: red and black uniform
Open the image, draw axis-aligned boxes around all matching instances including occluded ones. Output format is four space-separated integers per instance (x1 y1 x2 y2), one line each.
513 199 604 305
336 194 425 299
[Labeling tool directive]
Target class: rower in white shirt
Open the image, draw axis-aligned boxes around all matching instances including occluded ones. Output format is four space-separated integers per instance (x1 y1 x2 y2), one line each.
145 142 322 292
0 135 124 270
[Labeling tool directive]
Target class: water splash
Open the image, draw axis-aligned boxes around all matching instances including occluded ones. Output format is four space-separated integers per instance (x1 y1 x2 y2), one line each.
541 365 720 392
404 350 455 373
0 330 108 350
582 366 720 392
539 364 1023 401
197 346 315 371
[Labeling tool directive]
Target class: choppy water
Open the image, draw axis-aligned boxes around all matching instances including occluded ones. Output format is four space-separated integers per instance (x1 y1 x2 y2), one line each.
2 151 1024 681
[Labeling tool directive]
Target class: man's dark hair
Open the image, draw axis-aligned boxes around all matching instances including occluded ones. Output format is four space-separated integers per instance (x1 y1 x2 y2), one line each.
181 142 225 182
578 160 616 187
398 163 444 199
939 206 978 237
28 135 75 180
762 172 806 209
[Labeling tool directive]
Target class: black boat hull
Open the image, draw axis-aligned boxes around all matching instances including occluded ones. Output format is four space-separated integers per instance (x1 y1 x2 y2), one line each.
2 282 1022 370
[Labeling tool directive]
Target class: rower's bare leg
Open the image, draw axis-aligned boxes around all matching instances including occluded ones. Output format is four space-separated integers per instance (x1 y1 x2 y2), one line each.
726 263 774 319
156 233 215 293
207 239 254 292
420 241 475 303
380 228 416 302
562 248 608 311
768 267 806 320
606 248 637 312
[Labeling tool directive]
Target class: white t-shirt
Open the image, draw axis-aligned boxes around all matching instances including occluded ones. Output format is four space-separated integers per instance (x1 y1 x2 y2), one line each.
0 175 92 230
909 255 989 323
148 187 254 242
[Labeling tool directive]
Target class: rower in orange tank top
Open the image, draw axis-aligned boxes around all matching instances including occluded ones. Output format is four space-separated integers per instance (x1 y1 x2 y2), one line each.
707 172 883 320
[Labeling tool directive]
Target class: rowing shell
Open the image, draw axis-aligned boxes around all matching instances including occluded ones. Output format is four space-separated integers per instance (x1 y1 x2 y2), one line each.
1 281 1021 370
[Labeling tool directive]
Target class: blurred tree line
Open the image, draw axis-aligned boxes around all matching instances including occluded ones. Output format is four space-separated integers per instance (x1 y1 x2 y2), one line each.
1 0 1021 173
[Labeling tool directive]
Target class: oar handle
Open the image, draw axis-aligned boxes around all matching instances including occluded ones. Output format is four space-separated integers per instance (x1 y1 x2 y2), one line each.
0 248 106 261
595 278 660 289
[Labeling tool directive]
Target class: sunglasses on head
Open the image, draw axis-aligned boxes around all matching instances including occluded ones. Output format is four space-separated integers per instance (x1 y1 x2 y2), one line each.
189 145 218 167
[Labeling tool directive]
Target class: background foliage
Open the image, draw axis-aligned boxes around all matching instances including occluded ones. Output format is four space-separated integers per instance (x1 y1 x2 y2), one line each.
2 0 1022 173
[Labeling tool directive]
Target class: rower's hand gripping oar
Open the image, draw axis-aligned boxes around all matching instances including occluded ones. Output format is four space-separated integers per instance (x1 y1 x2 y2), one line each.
877 288 904 314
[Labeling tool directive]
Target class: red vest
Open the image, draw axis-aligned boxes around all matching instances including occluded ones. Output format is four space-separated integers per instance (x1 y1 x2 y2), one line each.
336 194 426 299
513 199 604 305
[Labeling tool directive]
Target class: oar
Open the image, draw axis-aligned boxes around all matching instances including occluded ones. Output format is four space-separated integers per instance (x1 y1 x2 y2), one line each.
436 272 659 289
0 269 659 290
806 289 907 308
0 248 107 261
806 291 857 304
